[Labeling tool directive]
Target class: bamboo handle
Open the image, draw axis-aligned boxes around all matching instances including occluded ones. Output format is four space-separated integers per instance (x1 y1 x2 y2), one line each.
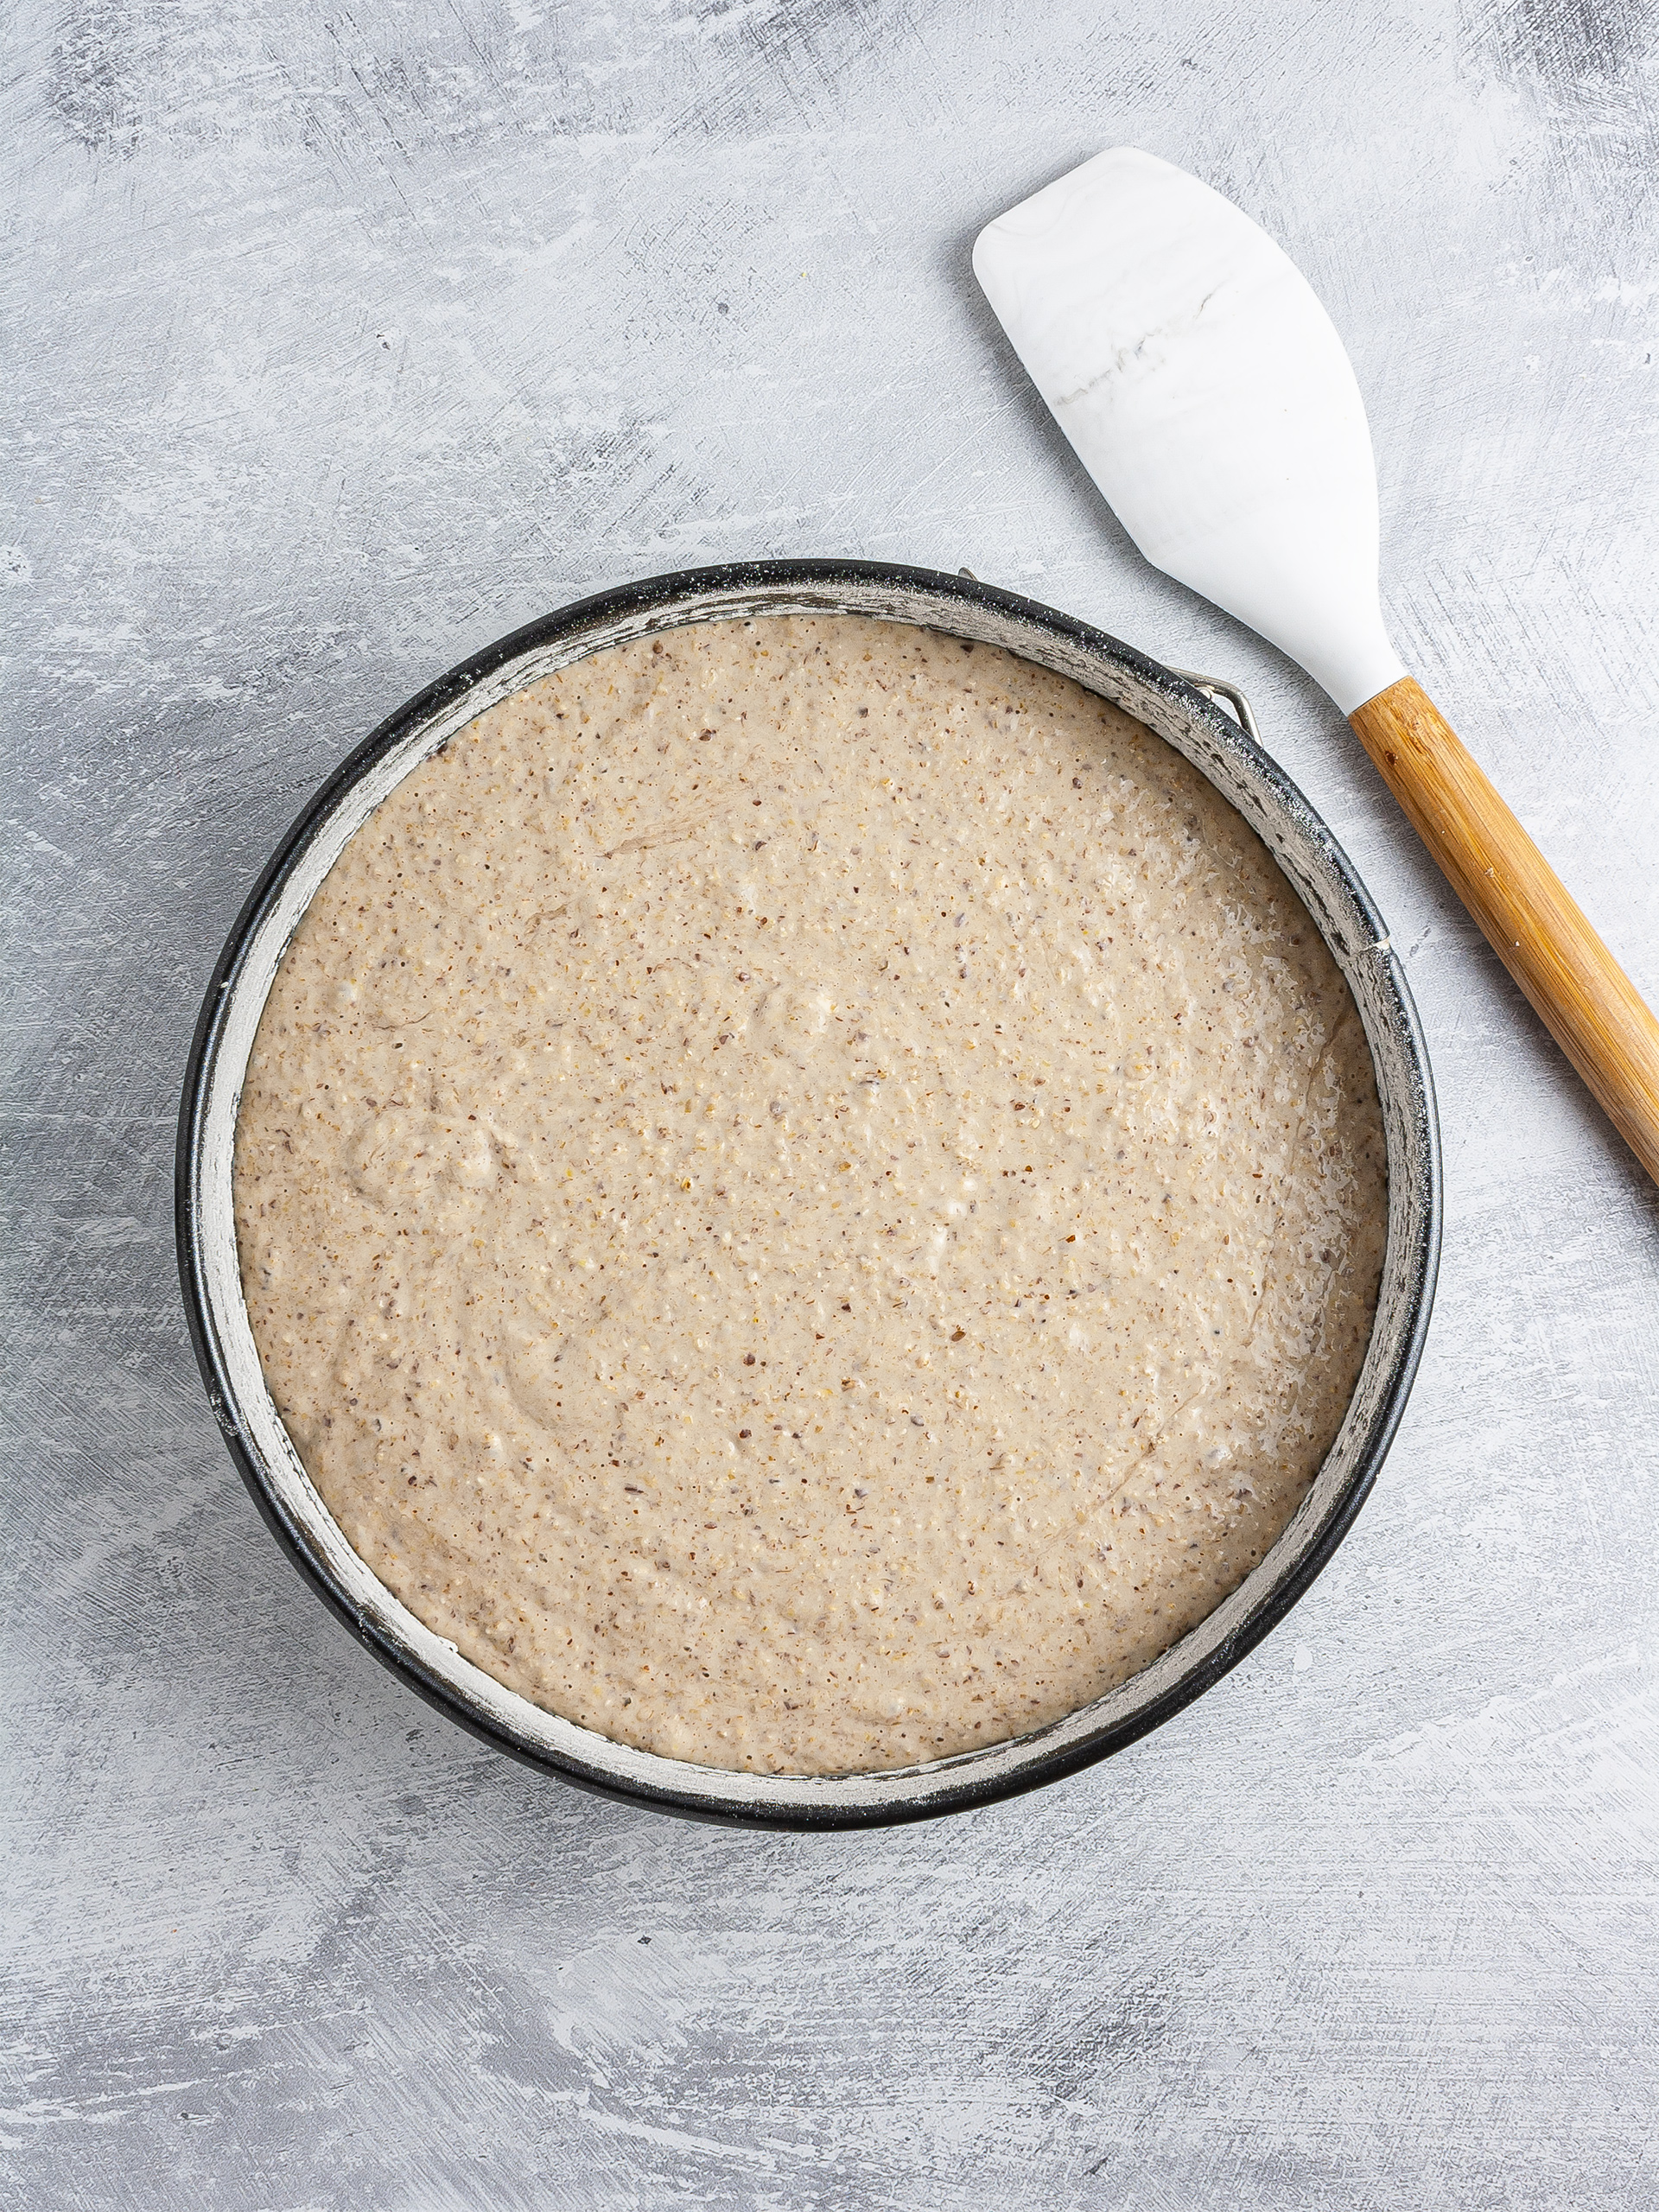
1348 677 1659 1185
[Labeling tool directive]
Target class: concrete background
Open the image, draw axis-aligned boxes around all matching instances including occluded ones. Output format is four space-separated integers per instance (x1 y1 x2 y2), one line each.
4 2 1656 2205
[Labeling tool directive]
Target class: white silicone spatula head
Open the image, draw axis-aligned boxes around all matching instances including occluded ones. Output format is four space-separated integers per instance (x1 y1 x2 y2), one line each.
973 146 1405 715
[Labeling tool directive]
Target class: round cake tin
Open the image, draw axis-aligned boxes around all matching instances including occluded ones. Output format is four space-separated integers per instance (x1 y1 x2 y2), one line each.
176 558 1441 1828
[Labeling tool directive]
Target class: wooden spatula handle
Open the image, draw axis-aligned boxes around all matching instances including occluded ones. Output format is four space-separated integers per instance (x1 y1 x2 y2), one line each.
1349 678 1659 1185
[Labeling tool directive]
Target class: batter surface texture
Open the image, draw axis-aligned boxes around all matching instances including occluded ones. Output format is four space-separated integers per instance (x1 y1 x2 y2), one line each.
235 615 1386 1773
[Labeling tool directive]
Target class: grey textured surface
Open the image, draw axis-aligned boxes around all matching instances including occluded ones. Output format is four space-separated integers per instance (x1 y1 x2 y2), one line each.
3 2 1656 2205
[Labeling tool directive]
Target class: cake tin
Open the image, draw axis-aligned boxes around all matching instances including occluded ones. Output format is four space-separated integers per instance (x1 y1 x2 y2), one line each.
176 558 1440 1827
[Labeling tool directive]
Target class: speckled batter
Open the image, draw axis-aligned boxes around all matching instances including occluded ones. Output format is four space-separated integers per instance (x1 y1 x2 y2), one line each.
235 615 1386 1774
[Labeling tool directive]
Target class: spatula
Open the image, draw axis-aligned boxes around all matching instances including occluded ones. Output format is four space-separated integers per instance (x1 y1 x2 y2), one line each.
974 146 1659 1185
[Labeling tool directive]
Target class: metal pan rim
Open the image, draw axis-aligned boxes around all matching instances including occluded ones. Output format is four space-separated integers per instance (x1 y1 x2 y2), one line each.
176 557 1440 1828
